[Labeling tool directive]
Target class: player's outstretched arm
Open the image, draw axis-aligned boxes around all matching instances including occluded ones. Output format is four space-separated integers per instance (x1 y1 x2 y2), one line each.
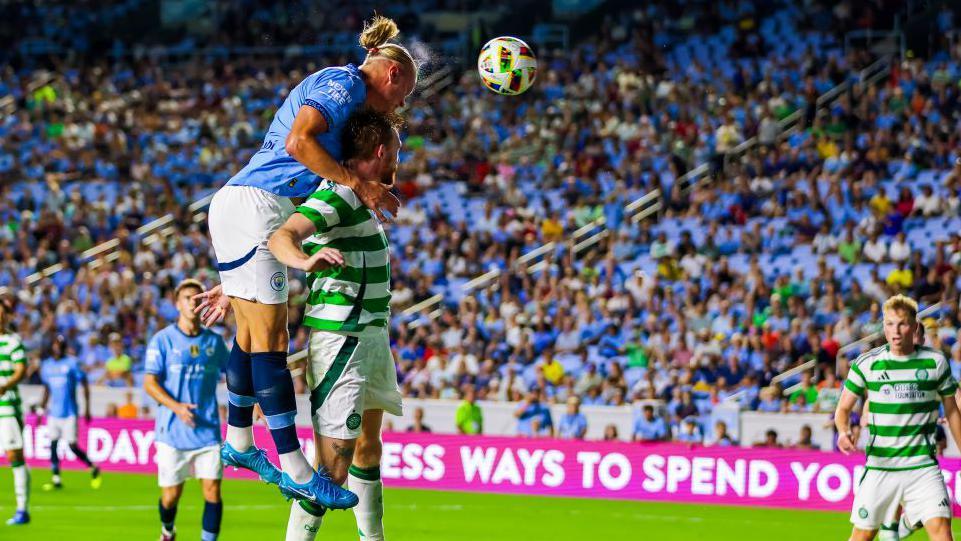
834 389 860 454
941 395 961 451
192 284 231 327
268 214 344 272
286 106 399 222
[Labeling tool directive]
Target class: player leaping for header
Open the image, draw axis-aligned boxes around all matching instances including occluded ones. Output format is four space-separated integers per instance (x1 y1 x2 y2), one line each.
268 109 404 541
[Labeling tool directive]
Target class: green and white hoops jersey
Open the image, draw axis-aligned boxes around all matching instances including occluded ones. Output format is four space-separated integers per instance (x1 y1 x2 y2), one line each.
844 344 958 471
0 333 25 421
296 180 390 333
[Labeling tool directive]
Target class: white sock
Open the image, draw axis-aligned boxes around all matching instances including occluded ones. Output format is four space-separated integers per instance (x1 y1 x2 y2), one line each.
349 467 384 541
285 500 324 541
12 465 28 511
279 449 314 483
226 425 254 452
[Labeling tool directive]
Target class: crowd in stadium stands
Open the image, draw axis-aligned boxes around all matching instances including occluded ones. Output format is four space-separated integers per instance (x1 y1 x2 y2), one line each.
3 0 961 446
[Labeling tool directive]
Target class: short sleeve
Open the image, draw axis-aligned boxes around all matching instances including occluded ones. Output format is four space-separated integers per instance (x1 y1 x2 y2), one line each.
304 68 364 130
937 358 958 397
844 361 866 396
74 361 88 382
296 188 357 234
145 334 166 376
6 337 24 365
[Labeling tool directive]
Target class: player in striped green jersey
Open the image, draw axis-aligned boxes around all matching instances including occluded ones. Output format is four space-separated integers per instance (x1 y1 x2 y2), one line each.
269 109 403 541
836 294 961 541
0 300 30 525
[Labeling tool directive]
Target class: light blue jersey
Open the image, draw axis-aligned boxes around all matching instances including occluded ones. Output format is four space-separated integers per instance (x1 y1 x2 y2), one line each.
226 64 367 197
145 325 229 450
40 356 85 419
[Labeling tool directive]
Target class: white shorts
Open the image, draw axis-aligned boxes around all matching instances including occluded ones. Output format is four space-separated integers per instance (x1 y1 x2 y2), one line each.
0 417 23 452
851 466 952 531
208 185 295 304
307 328 402 440
156 442 223 487
46 416 78 443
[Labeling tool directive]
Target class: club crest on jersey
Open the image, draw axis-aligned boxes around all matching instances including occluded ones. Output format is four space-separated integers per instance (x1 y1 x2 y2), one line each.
346 412 362 430
270 272 287 292
858 507 868 519
206 346 216 356
190 344 200 357
916 368 929 380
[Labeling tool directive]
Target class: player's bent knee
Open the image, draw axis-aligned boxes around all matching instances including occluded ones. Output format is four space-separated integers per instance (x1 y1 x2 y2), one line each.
201 480 222 502
7 449 23 463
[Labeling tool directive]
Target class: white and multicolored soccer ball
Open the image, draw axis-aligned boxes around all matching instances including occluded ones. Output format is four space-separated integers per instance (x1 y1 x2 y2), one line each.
477 36 537 96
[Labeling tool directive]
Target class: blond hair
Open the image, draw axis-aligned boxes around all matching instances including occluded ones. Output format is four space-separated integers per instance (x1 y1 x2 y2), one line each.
359 15 418 81
882 294 919 320
175 278 205 298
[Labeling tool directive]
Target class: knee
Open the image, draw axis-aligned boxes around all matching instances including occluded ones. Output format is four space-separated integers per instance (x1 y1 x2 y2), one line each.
7 450 23 463
161 491 181 508
927 518 953 540
203 485 221 503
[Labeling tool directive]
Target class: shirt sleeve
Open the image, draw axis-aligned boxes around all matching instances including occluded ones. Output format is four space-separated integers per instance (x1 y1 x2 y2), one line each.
843 360 867 396
8 337 24 365
937 357 958 397
145 334 166 376
296 188 356 234
303 68 363 130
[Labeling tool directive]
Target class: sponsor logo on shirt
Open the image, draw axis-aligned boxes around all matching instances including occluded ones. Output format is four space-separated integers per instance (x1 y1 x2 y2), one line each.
322 80 351 107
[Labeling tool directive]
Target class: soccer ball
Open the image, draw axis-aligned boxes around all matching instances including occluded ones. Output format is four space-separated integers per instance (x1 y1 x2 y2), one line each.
477 36 537 96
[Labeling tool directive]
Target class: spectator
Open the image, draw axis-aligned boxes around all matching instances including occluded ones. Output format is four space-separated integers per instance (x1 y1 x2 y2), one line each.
603 424 620 442
754 429 781 448
789 372 818 408
814 368 842 413
98 333 133 388
515 391 553 438
708 421 736 446
632 405 669 442
675 417 702 444
557 397 588 440
116 391 139 419
405 407 432 433
455 387 483 435
793 425 819 450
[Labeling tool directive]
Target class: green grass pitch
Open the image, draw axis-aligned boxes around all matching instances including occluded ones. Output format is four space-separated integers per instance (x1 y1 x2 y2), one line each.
0 468 951 540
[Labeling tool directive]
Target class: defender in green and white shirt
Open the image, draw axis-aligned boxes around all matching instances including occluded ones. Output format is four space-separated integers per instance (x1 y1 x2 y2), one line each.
0 333 26 427
0 300 30 525
268 109 404 541
836 295 961 538
845 344 956 471
297 179 391 333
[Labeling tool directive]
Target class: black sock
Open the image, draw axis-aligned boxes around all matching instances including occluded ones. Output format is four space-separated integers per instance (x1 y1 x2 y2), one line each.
50 439 61 476
159 499 177 532
202 500 223 538
69 443 94 468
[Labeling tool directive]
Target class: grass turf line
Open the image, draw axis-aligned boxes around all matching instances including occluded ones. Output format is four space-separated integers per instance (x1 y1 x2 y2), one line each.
0 468 950 540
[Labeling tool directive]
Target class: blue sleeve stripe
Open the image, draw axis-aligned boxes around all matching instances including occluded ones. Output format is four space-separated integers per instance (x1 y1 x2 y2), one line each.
304 98 334 128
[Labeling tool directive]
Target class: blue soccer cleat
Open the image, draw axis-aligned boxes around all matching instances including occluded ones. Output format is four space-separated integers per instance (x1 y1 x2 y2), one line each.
278 470 358 510
221 443 282 485
6 510 29 526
